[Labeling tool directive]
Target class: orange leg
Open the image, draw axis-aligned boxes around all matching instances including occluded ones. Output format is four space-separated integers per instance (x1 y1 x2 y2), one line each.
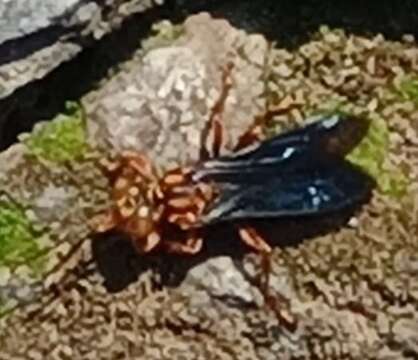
200 62 234 160
234 105 293 151
199 65 297 157
238 225 272 296
238 226 291 322
238 226 272 253
131 231 161 254
119 150 159 182
162 233 203 255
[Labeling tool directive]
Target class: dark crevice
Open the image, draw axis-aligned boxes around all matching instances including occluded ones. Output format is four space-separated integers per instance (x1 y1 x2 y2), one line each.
167 0 418 46
0 25 71 66
0 0 101 66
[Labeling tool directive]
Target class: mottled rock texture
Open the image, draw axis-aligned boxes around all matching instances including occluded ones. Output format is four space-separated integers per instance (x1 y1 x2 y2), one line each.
0 12 418 360
0 0 158 100
0 0 163 152
85 13 268 169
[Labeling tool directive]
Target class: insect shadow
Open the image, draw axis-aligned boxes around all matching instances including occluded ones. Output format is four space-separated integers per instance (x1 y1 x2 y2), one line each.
91 197 371 293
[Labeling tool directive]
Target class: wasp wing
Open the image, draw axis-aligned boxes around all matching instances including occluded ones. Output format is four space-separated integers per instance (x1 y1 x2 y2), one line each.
193 113 369 183
199 161 374 225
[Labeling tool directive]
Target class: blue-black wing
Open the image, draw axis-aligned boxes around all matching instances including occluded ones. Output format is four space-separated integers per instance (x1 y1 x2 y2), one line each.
199 161 374 225
191 113 373 225
193 113 370 184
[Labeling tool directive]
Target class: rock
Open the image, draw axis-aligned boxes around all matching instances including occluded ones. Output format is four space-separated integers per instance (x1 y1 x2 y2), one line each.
0 0 162 151
0 12 418 360
184 256 262 305
84 12 268 169
0 0 158 100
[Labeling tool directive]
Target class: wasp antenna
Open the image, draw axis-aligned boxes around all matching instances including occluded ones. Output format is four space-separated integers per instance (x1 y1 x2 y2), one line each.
200 61 235 160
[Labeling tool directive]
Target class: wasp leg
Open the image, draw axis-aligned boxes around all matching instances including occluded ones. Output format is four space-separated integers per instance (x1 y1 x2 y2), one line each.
99 150 157 180
237 226 272 296
235 102 297 151
200 62 234 160
234 113 266 151
119 150 159 182
162 233 203 255
237 226 288 318
131 231 161 254
88 208 119 233
238 226 272 253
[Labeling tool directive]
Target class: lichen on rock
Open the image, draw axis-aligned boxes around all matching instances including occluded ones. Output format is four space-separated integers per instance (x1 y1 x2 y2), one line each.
20 102 88 164
347 115 408 198
0 198 45 271
0 196 49 316
396 74 418 103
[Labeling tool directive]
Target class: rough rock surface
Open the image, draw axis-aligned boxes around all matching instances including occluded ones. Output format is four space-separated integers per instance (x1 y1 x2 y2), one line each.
0 0 159 100
85 13 268 169
0 13 418 360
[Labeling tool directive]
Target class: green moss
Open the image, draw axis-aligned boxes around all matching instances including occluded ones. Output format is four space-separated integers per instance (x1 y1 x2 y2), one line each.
0 297 15 319
0 200 46 271
0 300 8 319
347 116 408 198
141 20 185 51
23 102 88 164
397 75 418 103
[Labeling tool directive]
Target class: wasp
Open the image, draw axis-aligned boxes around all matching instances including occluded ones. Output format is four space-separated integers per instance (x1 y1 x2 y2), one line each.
89 63 374 273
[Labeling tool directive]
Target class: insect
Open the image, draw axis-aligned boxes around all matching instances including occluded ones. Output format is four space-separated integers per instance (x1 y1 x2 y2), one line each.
89 62 374 272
